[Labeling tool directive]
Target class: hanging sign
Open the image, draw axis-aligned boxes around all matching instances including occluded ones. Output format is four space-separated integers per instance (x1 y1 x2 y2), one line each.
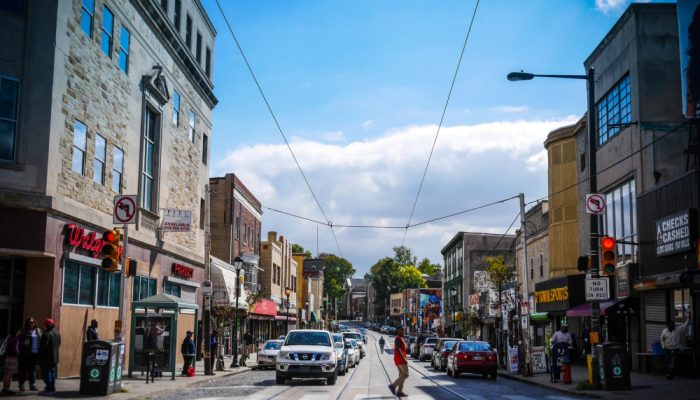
162 209 192 232
655 209 695 256
113 195 138 224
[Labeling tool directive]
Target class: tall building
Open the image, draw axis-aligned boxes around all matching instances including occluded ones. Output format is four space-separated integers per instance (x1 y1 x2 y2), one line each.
260 231 298 337
0 0 216 376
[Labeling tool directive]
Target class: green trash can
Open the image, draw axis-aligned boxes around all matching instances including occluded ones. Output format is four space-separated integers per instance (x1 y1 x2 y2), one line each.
596 342 630 390
79 340 125 395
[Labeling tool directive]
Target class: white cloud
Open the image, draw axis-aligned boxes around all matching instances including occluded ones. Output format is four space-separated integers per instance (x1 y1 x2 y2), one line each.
362 119 374 129
323 131 346 142
214 116 577 273
488 105 529 113
594 0 649 14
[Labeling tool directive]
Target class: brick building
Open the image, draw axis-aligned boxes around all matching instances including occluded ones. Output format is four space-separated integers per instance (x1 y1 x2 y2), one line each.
260 231 298 337
0 0 216 376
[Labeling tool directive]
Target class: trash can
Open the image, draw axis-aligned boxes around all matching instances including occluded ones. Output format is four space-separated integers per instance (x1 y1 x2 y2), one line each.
79 340 126 395
596 342 630 390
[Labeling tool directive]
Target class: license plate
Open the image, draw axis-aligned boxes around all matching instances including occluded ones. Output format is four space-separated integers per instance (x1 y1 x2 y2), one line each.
472 356 482 360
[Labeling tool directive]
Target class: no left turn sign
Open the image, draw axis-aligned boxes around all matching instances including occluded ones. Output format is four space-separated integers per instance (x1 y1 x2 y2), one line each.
113 195 138 224
585 193 606 215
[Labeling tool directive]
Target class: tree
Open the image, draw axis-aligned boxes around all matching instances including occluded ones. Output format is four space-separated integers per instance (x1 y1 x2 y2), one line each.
291 243 312 259
417 258 441 276
367 257 427 319
393 246 417 267
484 256 515 367
320 254 355 299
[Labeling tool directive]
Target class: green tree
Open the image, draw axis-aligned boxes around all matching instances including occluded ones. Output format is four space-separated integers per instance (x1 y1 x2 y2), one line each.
417 258 441 276
291 243 313 259
393 246 417 267
320 254 355 299
484 256 515 310
368 257 427 318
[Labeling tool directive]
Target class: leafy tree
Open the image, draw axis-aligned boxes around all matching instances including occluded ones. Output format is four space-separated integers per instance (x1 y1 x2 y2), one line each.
320 254 355 300
368 257 427 318
393 246 417 267
484 256 515 310
291 243 313 259
417 258 441 276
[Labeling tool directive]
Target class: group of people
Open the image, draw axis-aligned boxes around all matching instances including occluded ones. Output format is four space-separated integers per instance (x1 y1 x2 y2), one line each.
180 329 257 376
2 317 61 396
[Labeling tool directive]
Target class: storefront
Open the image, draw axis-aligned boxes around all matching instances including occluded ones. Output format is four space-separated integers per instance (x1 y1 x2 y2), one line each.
250 299 276 344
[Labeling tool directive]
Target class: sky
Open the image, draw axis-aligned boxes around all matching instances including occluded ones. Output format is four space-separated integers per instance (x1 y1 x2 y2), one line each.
201 0 662 276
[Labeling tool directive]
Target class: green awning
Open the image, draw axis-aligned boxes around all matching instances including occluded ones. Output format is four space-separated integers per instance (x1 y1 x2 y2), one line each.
310 311 318 322
530 312 550 322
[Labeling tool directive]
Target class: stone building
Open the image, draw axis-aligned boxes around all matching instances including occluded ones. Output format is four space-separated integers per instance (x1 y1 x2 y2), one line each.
0 0 216 376
514 200 550 296
260 231 298 336
292 256 325 329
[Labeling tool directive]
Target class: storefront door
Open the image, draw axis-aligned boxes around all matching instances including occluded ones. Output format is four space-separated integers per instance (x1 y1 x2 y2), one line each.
0 258 27 337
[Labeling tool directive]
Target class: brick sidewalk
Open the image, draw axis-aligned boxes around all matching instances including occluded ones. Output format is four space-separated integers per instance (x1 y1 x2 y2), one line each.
498 364 698 400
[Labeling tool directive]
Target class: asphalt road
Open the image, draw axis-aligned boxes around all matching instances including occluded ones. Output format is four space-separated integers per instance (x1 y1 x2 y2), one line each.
149 324 585 400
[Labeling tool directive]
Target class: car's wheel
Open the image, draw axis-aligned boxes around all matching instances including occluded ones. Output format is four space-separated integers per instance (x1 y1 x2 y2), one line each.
447 366 453 376
339 367 346 376
275 373 285 384
327 372 337 385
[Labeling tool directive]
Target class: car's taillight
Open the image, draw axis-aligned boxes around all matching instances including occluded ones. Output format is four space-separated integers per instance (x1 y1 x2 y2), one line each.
487 354 496 361
456 352 467 360
442 351 450 357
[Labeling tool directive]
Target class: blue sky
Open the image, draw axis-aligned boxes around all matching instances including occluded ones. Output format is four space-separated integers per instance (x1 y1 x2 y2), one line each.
201 0 662 275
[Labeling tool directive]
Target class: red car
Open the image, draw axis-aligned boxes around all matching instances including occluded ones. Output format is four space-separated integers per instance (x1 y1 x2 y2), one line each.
446 340 497 380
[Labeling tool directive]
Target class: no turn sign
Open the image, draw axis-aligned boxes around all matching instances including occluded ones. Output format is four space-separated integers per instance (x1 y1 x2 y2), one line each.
113 195 138 224
585 193 606 215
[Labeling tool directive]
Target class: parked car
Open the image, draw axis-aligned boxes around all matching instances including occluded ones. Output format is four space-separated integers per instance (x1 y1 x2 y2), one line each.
412 333 437 358
278 335 286 340
406 336 416 355
344 338 360 367
446 341 497 379
342 332 365 358
331 333 349 375
257 339 284 369
276 329 338 385
430 338 460 371
419 337 438 361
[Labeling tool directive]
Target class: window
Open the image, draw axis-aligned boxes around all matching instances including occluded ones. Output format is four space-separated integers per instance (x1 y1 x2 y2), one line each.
202 133 208 164
96 269 121 307
199 198 205 230
72 120 87 174
205 47 211 77
133 275 157 301
141 108 159 211
243 224 248 245
529 257 533 280
196 32 202 63
174 0 181 32
112 147 123 193
80 0 94 38
185 15 192 47
539 253 544 277
101 5 113 57
161 0 168 11
93 134 106 184
0 77 20 162
172 91 180 126
62 262 95 305
604 179 637 264
596 74 631 145
119 27 130 73
164 281 181 297
188 111 196 142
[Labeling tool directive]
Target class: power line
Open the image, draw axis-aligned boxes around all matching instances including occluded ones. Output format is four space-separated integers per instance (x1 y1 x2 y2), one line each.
214 0 343 257
488 213 520 255
402 0 481 247
410 195 518 227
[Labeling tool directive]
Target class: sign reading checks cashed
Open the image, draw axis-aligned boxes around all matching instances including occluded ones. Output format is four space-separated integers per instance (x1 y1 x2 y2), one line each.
656 209 696 257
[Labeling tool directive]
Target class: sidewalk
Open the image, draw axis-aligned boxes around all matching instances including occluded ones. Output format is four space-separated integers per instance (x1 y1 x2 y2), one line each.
498 364 698 400
10 354 257 399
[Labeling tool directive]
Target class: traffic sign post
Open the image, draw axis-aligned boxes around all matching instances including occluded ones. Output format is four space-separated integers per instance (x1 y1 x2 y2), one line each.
113 195 137 342
585 193 606 215
586 278 610 301
113 195 137 225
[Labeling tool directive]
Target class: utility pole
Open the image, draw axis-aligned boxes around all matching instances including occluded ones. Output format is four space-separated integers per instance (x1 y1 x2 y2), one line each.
519 193 532 376
116 224 128 341
204 184 213 375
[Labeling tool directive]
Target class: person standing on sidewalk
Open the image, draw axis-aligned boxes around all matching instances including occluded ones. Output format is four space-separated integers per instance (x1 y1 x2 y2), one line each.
18 317 41 391
2 326 20 395
39 318 61 395
661 310 690 379
388 326 409 397
86 319 99 341
210 330 219 371
181 331 196 376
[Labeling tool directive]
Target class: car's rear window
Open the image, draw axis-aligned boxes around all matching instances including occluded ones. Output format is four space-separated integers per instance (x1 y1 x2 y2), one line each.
444 341 458 351
425 338 437 345
285 331 331 347
332 334 343 343
344 333 362 340
264 341 281 350
458 342 491 352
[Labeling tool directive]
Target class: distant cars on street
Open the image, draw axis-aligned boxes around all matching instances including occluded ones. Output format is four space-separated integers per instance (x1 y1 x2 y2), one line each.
257 339 283 369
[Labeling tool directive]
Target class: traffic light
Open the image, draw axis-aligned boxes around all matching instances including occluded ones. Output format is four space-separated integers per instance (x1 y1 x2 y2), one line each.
577 256 590 272
101 229 121 271
600 236 617 276
124 258 137 277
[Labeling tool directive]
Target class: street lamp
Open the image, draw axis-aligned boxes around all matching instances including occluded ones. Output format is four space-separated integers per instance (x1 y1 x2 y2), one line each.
449 287 457 336
508 67 597 378
285 287 291 334
230 256 243 368
305 300 310 328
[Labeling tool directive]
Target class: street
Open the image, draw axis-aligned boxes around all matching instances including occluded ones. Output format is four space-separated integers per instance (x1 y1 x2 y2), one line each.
150 327 583 400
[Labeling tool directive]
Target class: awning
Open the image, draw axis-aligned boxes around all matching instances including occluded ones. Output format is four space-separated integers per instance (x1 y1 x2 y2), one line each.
275 316 297 322
566 299 622 317
633 270 700 291
210 257 247 309
530 312 549 322
310 311 318 322
252 299 277 318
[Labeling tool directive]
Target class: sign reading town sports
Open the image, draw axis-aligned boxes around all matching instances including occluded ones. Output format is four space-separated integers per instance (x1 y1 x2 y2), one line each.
656 209 696 256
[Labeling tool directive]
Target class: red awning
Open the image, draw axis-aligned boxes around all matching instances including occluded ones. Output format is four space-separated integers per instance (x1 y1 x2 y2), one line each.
566 300 619 317
252 299 277 317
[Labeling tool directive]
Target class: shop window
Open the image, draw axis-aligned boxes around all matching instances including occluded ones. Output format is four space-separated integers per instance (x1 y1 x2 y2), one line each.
164 281 181 297
101 5 113 57
80 0 94 38
0 76 20 162
62 262 95 305
96 268 121 307
603 179 637 264
133 275 157 301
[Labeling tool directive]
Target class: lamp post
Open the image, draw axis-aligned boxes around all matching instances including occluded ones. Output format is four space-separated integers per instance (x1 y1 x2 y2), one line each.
508 68 597 379
305 300 310 328
230 256 243 368
285 287 291 333
449 287 457 336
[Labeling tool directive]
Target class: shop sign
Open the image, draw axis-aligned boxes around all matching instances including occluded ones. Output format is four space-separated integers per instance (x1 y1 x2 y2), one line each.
656 209 695 256
162 209 192 232
531 346 547 373
64 223 122 258
172 263 194 279
508 346 519 373
616 264 630 298
535 287 568 304
520 301 529 316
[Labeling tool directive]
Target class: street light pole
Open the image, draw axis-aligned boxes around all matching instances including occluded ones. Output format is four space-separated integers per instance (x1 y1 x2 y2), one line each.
285 287 291 333
231 256 243 368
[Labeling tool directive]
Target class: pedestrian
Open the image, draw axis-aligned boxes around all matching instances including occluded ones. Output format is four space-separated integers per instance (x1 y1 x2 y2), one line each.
244 330 253 356
388 326 408 397
379 336 386 353
2 326 20 395
210 330 219 371
181 331 196 376
18 317 41 392
661 311 690 379
549 324 573 347
39 318 61 395
86 319 99 341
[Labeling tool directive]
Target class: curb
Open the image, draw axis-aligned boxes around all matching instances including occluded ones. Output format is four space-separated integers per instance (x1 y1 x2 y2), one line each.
125 367 251 400
497 371 602 399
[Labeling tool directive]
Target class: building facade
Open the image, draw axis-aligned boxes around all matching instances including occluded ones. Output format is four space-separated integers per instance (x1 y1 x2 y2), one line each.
260 231 298 336
0 0 216 376
292 256 324 329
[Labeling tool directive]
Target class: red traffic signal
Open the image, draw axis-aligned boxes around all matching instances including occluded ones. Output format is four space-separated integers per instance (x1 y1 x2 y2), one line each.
600 236 616 276
101 229 121 271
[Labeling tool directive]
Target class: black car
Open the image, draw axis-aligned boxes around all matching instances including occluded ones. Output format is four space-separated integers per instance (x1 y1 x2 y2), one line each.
412 333 437 359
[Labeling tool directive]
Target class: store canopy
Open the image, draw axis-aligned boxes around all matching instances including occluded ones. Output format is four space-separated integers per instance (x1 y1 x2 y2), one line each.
210 257 247 309
566 299 622 317
530 312 549 322
252 299 277 317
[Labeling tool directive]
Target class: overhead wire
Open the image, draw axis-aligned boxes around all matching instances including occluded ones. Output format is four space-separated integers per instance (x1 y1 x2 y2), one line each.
214 0 343 257
401 0 481 247
487 213 521 255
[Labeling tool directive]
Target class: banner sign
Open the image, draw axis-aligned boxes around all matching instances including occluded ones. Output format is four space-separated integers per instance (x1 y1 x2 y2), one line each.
508 346 519 373
656 209 695 256
532 346 547 373
162 209 192 232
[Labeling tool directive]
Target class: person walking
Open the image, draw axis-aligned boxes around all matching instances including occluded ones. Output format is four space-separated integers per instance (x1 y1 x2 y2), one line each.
210 330 219 371
39 318 61 395
661 311 690 379
18 317 41 391
2 326 20 395
181 331 196 376
86 319 99 341
379 336 386 354
388 326 409 397
244 330 253 356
